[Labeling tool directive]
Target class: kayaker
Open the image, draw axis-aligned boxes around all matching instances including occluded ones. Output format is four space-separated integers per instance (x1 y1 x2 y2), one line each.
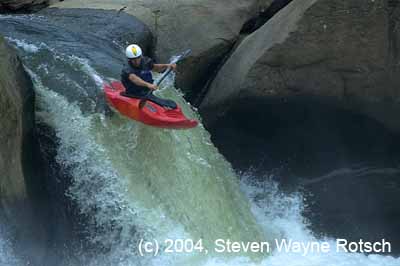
121 44 177 109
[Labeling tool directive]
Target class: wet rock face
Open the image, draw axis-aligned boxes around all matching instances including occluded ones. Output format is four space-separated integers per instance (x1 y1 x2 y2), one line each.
0 35 34 220
201 0 400 133
0 0 49 12
0 36 48 264
241 0 293 34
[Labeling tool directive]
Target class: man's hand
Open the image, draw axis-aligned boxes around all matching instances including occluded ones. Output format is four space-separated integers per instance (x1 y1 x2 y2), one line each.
169 63 177 71
147 83 158 90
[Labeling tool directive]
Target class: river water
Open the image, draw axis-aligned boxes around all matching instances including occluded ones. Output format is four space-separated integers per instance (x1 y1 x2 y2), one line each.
0 13 399 266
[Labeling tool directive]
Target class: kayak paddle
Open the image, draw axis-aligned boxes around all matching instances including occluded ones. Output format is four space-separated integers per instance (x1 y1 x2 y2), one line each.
139 49 191 109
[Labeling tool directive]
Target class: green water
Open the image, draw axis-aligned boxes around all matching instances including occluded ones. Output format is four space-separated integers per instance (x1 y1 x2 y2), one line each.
91 87 269 261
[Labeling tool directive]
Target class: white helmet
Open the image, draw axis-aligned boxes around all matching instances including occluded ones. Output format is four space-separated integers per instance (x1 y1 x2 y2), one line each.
125 44 142 59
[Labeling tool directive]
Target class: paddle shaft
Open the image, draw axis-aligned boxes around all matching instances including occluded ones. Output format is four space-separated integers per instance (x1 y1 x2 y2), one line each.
155 66 174 86
139 49 191 109
138 66 173 109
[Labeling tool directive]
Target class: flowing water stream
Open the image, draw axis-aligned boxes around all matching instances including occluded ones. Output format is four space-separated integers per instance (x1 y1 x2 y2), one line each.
0 13 399 266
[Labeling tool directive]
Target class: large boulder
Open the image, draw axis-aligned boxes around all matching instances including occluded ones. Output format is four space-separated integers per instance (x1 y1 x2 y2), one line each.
0 36 47 264
201 0 400 132
0 36 33 223
0 0 48 12
241 0 293 34
49 0 264 100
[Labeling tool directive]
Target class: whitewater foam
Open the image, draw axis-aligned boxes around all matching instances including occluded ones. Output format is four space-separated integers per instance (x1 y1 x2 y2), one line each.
0 224 22 266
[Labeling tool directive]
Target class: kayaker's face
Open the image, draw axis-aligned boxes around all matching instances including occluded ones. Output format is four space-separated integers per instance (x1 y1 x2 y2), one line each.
130 57 142 67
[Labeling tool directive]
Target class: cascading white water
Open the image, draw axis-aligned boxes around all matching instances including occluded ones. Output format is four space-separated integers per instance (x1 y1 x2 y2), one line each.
19 40 269 265
3 36 400 266
238 175 400 266
0 225 22 266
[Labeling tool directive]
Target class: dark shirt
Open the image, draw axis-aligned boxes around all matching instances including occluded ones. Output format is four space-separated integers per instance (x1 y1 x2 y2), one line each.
121 56 154 97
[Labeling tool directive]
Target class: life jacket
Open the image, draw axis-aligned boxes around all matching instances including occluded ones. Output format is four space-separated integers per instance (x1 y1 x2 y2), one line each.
139 69 153 84
121 57 154 97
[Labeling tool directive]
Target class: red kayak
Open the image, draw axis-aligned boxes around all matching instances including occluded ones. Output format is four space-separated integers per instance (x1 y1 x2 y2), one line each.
103 81 198 129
